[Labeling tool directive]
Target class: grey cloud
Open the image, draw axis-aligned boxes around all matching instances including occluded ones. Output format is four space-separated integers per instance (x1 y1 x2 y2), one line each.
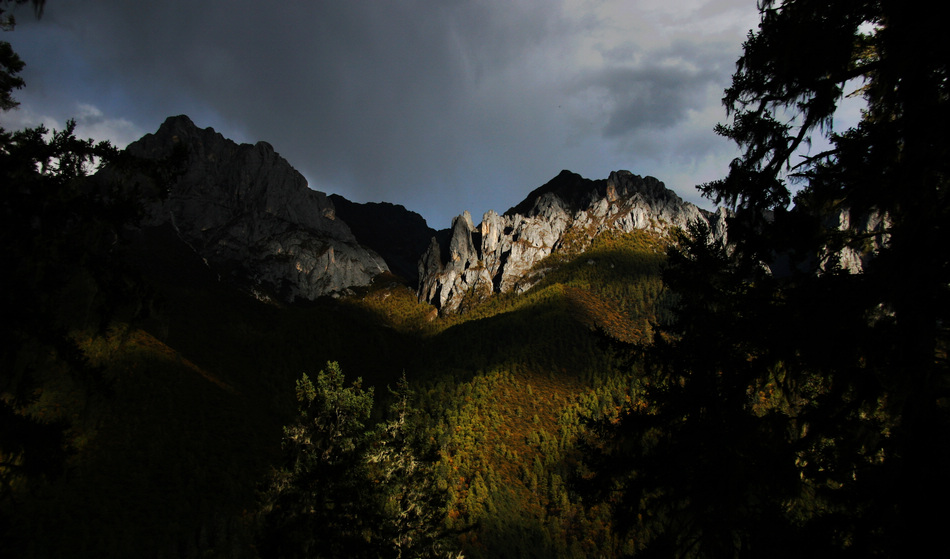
8 0 757 227
592 41 734 138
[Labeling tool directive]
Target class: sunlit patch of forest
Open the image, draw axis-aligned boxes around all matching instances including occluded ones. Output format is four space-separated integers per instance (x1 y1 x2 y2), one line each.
318 229 671 557
362 230 670 557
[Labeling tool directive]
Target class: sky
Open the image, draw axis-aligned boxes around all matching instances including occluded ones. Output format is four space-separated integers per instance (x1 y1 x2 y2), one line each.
1 0 768 227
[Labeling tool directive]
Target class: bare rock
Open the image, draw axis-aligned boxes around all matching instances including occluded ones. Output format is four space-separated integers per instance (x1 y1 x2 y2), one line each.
127 115 387 301
419 170 728 313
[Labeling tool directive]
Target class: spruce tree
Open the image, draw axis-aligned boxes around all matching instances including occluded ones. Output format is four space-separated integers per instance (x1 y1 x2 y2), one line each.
257 363 380 559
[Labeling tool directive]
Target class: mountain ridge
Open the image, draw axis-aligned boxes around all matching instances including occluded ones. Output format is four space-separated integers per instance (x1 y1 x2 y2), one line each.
110 116 726 307
418 169 729 313
124 115 389 301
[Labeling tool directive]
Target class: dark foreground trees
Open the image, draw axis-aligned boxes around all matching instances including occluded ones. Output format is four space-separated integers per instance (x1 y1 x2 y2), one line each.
256 362 459 559
584 0 949 556
0 12 148 539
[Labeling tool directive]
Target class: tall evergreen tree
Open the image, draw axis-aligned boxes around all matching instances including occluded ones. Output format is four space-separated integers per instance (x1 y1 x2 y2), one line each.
583 1 949 556
367 374 461 559
257 363 381 559
257 365 460 559
1 1 44 111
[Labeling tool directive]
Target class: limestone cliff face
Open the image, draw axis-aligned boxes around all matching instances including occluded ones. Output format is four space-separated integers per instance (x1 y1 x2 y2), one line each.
128 115 388 300
819 206 891 274
419 170 727 313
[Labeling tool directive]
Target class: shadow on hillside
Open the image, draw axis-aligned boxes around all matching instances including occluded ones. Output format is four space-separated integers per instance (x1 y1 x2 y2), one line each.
415 288 637 385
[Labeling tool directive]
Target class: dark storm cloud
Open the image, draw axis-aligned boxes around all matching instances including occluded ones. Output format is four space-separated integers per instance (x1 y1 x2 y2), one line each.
12 1 560 218
5 0 760 226
595 43 730 136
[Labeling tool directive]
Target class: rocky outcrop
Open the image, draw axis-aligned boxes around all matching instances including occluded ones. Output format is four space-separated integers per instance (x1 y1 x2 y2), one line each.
126 115 387 301
419 170 727 313
820 206 891 274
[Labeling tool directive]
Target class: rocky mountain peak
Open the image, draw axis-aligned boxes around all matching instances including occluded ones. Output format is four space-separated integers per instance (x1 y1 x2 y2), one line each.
505 169 595 217
419 170 727 313
111 118 734 308
126 115 388 301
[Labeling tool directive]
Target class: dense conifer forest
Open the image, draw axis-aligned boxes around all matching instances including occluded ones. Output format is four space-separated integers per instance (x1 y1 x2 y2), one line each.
2 0 948 557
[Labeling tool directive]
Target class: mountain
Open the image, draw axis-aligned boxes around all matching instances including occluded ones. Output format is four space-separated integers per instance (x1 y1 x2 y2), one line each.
109 119 731 311
418 169 728 313
124 115 389 301
328 195 436 286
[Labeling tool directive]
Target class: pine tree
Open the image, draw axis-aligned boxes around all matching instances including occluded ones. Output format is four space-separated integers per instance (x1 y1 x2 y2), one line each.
257 363 380 559
367 374 461 559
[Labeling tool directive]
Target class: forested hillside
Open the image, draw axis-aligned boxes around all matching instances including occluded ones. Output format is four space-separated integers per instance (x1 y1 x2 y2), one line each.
1 192 670 557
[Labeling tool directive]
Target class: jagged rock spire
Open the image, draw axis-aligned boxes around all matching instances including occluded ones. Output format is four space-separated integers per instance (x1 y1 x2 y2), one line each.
418 170 728 313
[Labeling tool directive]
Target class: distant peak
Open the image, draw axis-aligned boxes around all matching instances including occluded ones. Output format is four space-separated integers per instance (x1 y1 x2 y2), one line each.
505 169 604 217
155 114 199 137
556 169 582 179
147 115 231 148
162 114 196 128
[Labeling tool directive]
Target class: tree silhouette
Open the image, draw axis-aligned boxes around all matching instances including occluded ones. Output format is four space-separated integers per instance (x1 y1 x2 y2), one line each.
583 1 949 556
